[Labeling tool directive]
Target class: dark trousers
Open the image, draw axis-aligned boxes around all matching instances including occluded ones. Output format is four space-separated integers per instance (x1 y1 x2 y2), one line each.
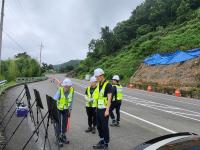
109 101 121 122
96 109 109 144
57 109 69 135
86 107 96 128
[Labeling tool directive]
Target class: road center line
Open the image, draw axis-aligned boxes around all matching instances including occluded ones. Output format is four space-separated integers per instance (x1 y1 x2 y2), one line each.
72 79 200 107
72 80 200 117
74 91 176 134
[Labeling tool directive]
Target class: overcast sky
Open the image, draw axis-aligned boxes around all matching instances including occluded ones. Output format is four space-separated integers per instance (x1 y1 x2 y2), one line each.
2 0 143 65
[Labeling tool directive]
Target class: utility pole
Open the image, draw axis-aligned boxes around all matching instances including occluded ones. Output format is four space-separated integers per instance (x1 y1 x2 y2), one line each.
39 42 44 66
0 0 5 75
39 42 43 75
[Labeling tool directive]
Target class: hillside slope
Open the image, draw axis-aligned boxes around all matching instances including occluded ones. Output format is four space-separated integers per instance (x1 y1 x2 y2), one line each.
77 9 200 83
131 56 200 88
54 60 81 72
76 0 200 84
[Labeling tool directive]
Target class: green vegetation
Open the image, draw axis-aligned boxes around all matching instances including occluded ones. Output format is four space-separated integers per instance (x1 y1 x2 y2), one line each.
0 81 16 94
41 63 54 73
0 52 41 82
54 60 81 73
76 0 200 84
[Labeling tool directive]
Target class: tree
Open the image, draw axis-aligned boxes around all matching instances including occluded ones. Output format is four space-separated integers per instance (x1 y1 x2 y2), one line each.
48 64 54 70
176 0 191 22
100 26 120 55
7 60 19 81
15 52 30 58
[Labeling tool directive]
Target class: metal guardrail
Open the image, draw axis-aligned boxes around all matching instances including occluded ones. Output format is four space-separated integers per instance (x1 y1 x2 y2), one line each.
0 80 7 94
16 77 48 84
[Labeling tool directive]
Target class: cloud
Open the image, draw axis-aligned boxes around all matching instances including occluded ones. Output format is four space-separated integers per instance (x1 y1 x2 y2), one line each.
2 0 143 64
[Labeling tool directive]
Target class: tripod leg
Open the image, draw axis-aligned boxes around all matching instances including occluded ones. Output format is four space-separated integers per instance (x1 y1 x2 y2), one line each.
28 104 37 132
0 91 25 127
1 101 36 150
53 122 60 150
2 92 27 132
39 109 52 150
43 114 51 150
34 107 40 142
22 111 49 150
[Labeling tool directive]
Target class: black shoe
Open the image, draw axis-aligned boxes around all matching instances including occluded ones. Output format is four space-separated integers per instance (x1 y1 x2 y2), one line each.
58 142 63 147
62 135 70 144
103 144 109 150
110 120 116 127
58 139 63 147
85 127 92 133
115 122 120 127
92 127 96 134
93 141 105 149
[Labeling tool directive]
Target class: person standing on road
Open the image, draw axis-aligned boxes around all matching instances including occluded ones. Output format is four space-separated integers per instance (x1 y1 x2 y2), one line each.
53 78 74 147
85 76 98 134
109 75 123 127
93 68 112 150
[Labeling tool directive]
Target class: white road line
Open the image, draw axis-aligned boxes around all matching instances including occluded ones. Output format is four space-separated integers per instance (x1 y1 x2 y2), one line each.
73 80 200 116
73 80 200 123
74 91 176 134
120 111 176 134
124 88 200 107
124 96 200 115
123 99 200 122
72 79 200 107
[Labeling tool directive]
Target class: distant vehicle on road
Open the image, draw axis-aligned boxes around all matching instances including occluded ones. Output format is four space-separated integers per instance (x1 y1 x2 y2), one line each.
132 132 200 150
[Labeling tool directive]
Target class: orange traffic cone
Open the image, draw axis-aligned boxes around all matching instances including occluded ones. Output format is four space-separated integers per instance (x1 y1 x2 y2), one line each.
175 89 181 97
147 85 152 92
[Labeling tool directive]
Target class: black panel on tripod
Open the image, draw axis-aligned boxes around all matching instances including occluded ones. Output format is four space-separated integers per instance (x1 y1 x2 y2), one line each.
33 89 44 109
46 95 59 122
24 84 31 101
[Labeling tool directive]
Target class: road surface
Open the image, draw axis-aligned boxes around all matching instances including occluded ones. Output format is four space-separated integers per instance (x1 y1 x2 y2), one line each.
1 74 200 150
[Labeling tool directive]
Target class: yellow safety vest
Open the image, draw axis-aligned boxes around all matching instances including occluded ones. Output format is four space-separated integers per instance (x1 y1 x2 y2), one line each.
57 87 74 110
113 85 123 101
95 81 109 109
85 86 97 108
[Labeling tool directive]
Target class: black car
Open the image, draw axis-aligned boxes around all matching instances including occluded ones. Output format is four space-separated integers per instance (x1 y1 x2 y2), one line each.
132 132 200 150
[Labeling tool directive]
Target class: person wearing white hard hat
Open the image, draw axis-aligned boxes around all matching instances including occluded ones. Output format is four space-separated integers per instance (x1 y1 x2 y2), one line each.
84 76 98 134
110 75 123 127
53 78 74 147
92 68 112 150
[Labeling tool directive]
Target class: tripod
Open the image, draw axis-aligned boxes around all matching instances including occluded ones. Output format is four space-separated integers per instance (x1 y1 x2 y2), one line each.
2 100 36 150
22 93 58 150
33 89 52 150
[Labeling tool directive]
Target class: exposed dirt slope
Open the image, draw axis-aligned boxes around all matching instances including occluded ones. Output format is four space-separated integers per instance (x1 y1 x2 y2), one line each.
130 57 200 89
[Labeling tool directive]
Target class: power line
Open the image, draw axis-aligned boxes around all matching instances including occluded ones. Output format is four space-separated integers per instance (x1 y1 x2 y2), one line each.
39 42 44 65
15 0 30 24
3 30 27 52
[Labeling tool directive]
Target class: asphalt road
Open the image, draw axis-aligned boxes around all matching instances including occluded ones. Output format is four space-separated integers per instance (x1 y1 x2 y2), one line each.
1 74 200 150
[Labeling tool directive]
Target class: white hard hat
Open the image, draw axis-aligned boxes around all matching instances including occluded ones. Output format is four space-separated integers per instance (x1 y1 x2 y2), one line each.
61 78 72 86
94 68 104 77
112 75 120 81
90 76 97 83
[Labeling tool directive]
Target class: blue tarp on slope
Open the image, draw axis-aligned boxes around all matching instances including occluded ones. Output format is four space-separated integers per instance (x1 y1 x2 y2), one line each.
144 48 200 65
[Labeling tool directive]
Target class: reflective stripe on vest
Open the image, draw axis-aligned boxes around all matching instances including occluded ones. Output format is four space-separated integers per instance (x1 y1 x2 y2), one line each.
57 87 74 110
85 86 97 108
96 81 109 109
113 85 123 101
